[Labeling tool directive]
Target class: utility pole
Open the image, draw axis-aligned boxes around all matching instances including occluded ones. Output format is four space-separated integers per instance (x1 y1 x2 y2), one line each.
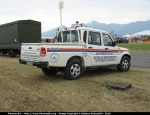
59 1 63 42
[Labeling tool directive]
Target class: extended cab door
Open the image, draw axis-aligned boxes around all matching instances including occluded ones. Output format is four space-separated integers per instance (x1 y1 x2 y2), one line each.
83 31 105 66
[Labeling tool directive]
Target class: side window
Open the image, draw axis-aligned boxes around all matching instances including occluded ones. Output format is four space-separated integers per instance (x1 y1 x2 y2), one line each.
102 33 113 46
83 31 87 43
71 30 78 42
88 31 101 46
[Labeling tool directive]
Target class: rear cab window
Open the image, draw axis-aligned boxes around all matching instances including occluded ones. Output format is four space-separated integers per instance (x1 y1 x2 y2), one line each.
57 30 79 43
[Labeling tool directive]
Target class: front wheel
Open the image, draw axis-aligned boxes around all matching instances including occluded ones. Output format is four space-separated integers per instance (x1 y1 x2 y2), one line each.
117 56 130 72
64 59 84 80
42 68 58 75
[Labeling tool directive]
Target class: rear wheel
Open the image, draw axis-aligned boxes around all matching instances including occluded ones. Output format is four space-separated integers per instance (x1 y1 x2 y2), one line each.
117 56 130 72
64 59 84 80
42 68 58 75
8 50 17 57
2 50 7 54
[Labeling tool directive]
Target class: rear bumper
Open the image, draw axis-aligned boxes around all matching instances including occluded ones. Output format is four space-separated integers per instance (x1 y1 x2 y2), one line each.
19 59 48 68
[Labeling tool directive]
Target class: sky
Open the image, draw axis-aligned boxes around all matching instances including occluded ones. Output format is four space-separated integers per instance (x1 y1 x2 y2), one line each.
0 0 150 32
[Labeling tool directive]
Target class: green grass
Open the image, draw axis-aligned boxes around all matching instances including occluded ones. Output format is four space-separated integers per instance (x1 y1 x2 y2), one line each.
117 42 150 51
0 55 150 112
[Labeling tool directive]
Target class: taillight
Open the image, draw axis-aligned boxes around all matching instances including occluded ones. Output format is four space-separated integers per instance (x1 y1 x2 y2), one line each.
40 47 46 57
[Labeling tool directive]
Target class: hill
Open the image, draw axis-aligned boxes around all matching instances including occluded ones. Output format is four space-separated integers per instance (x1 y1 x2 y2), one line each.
42 25 66 38
42 20 150 37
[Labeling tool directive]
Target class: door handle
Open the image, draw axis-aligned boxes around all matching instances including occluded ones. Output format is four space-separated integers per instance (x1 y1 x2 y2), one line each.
88 46 93 48
105 48 108 50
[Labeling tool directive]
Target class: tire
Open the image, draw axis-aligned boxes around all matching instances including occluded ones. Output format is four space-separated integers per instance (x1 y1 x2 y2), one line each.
2 50 7 55
64 59 83 80
117 56 130 72
42 68 58 75
8 50 11 57
8 50 16 57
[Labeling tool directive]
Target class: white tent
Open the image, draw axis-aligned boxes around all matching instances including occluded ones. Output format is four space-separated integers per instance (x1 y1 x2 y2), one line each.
132 30 150 36
122 34 131 39
122 34 131 37
42 37 54 39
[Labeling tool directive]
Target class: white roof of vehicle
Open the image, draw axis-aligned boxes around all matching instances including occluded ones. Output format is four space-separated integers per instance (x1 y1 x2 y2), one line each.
68 26 108 34
65 22 109 33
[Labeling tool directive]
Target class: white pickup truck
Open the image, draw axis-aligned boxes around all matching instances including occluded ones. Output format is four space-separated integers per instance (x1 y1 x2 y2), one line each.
19 23 131 80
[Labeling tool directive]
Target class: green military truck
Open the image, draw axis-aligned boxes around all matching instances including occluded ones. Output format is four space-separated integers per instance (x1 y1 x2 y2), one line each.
0 20 41 57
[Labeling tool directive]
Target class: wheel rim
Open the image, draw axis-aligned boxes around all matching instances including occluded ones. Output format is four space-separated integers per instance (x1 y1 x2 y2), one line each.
70 64 80 78
122 59 129 69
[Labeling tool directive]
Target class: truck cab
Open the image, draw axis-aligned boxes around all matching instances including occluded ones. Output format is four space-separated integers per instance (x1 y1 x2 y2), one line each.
19 22 131 80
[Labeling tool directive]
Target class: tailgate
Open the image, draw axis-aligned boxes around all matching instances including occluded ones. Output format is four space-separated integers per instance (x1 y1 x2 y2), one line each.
21 45 40 62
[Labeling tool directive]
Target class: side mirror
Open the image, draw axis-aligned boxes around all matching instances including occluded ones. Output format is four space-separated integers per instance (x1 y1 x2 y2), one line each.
112 41 117 46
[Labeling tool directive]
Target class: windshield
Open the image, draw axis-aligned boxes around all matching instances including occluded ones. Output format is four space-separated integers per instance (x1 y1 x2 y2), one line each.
57 30 79 42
